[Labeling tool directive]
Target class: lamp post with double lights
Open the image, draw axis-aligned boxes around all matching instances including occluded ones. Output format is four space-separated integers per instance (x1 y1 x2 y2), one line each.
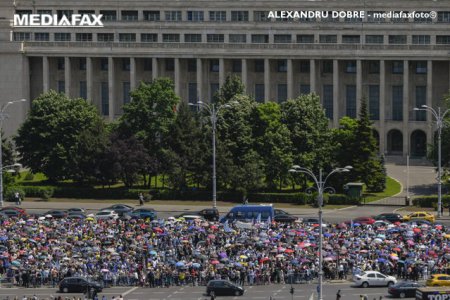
289 165 352 300
413 105 450 218
189 101 237 209
0 99 27 207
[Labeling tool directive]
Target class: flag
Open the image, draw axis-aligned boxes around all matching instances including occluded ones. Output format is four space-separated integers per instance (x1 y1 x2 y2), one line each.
266 216 271 225
224 220 232 232
350 219 353 228
256 213 261 223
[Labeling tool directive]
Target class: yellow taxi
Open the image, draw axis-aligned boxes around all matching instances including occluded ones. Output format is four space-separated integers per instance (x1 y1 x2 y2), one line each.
402 211 435 223
426 274 450 286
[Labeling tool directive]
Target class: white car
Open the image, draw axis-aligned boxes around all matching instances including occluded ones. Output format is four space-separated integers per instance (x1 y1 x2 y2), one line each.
353 271 397 287
95 210 119 220
176 214 205 221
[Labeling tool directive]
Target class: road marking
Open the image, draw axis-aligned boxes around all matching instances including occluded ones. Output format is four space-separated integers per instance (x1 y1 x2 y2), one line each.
122 286 139 296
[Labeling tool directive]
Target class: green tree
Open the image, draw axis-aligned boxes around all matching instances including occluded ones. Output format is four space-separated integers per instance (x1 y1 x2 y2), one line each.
428 94 450 173
213 75 245 105
15 91 105 182
2 133 15 167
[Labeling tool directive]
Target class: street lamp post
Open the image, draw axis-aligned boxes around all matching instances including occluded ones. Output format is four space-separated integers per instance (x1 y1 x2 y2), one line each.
189 101 236 208
0 99 27 208
289 165 352 300
414 105 450 218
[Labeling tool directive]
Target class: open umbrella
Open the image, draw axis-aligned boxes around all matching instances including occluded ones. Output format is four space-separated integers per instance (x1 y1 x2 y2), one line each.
210 260 220 265
175 261 185 267
192 263 201 268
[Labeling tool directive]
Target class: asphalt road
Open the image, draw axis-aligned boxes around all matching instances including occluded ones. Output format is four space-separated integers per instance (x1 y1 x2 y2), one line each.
0 283 400 300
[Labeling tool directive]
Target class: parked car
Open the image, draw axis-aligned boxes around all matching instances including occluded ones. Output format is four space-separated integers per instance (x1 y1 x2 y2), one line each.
67 213 86 220
206 280 244 296
388 281 425 298
274 209 298 223
302 217 327 227
353 271 397 287
44 210 67 218
426 274 450 286
1 209 24 218
197 208 219 221
59 277 102 293
67 208 86 214
403 211 435 223
0 206 26 214
126 208 157 220
95 210 119 220
374 213 404 223
220 205 274 223
353 216 376 225
175 214 205 221
101 204 133 217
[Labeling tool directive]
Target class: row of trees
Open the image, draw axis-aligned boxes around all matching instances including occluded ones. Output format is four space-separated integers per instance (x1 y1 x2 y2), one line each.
13 76 388 196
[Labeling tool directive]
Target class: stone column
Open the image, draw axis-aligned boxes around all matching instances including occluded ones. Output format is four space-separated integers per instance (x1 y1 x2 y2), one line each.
108 57 115 121
426 60 433 146
64 57 71 96
86 57 93 103
379 60 386 155
287 59 293 100
174 58 181 96
152 57 158 80
219 58 225 87
241 58 248 94
43 56 49 92
403 60 409 157
333 59 339 127
356 59 362 116
264 58 270 102
130 57 136 91
196 58 203 101
310 59 316 93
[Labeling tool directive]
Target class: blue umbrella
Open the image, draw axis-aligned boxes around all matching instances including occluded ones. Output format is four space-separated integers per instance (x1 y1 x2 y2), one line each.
0 236 7 241
192 263 201 268
175 261 185 267
234 262 242 267
149 250 157 255
377 258 387 263
11 260 21 267
323 233 332 237
353 223 361 227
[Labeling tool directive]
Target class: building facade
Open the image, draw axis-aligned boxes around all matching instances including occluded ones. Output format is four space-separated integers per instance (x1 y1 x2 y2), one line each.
1 0 450 157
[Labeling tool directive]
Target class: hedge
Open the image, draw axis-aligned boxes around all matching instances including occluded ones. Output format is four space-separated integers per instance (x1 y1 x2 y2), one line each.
412 196 450 208
21 186 54 200
4 186 25 202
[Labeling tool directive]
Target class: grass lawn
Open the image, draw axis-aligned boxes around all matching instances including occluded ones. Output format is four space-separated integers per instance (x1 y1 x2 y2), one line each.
362 176 402 203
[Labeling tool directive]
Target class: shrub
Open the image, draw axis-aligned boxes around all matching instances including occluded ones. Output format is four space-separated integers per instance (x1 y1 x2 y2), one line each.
4 186 25 202
412 196 450 207
24 172 34 181
21 186 54 200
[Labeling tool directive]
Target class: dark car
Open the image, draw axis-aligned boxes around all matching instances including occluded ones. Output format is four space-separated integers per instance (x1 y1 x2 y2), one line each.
0 206 26 214
1 209 23 218
388 281 425 298
206 280 244 296
59 277 102 293
67 213 86 220
126 208 157 220
374 213 404 223
101 204 133 217
67 208 86 214
45 210 67 218
274 209 298 223
197 208 219 221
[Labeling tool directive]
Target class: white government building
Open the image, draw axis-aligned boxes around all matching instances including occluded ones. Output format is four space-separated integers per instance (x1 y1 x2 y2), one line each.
0 0 450 158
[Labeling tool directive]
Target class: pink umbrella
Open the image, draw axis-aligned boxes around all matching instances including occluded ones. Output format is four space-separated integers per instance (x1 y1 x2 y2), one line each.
210 260 220 265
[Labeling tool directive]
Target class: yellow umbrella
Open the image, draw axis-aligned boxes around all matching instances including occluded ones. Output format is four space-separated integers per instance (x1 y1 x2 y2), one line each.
240 255 248 259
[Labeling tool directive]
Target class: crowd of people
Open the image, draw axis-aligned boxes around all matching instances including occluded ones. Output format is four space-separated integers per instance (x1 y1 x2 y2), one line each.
0 211 449 292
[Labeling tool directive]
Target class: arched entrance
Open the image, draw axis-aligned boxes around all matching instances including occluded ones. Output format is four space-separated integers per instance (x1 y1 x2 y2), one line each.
387 129 403 155
372 129 380 150
410 130 427 157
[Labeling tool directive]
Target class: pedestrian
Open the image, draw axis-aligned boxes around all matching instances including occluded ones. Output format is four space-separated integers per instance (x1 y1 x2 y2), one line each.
14 191 20 205
210 291 215 300
336 289 341 300
138 193 144 206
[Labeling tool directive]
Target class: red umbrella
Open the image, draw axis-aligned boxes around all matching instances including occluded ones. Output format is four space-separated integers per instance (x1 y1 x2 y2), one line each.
211 260 220 265
393 247 401 252
285 249 294 254
153 227 163 233
413 228 421 233
260 257 270 263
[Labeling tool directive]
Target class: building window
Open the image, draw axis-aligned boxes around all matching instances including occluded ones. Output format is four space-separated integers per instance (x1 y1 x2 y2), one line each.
323 85 333 119
365 35 383 44
76 33 92 41
277 84 287 102
345 61 356 73
415 86 426 121
34 32 49 41
342 35 360 44
119 33 136 42
79 58 86 70
187 11 204 21
98 33 114 42
57 58 65 70
13 32 31 41
436 35 450 44
141 34 157 43
231 11 249 21
144 11 160 21
100 58 108 71
210 59 219 72
319 35 337 43
57 10 73 19
209 11 226 22
254 59 264 72
274 34 291 43
79 81 87 100
254 11 269 22
185 34 202 43
369 85 380 120
414 12 432 23
101 82 109 116
415 61 427 74
232 60 242 72
300 84 310 95
206 34 224 43
143 58 152 71
296 34 314 43
187 59 196 72
162 34 180 43
437 12 450 23
123 82 131 104
122 58 130 71
346 85 357 118
229 34 246 43
322 60 333 73
210 83 219 101
392 85 403 121
54 33 70 42
78 10 94 15
15 10 32 16
389 35 407 44
299 61 310 73
255 84 264 102
188 83 197 103
251 34 269 43
57 81 65 93
165 58 174 71
100 10 117 21
165 11 182 21
121 11 138 21
277 60 287 72
392 61 403 74
368 61 380 74
412 35 430 45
